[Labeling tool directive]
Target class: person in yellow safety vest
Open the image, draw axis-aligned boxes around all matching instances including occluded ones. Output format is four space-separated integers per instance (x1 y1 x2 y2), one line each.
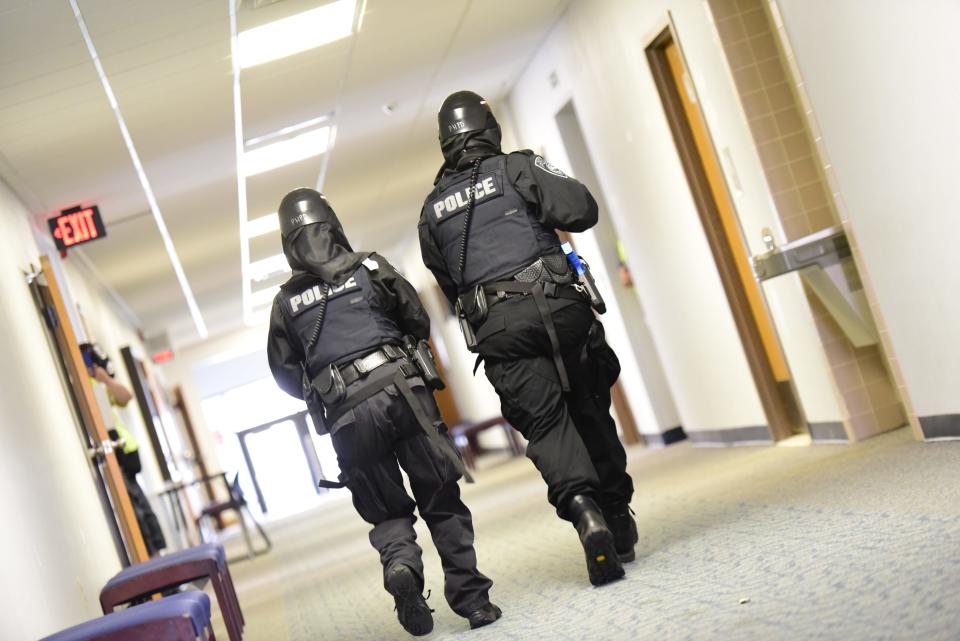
80 343 167 557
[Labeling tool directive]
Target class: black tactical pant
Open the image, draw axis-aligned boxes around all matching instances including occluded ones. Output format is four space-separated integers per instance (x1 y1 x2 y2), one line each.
330 364 492 617
122 471 166 556
478 297 634 521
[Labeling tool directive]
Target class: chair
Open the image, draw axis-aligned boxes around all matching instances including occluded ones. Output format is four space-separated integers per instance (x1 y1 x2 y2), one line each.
196 473 272 560
42 591 214 641
100 542 243 641
451 417 526 470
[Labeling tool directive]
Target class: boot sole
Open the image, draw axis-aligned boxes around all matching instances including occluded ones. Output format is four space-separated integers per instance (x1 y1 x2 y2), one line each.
583 529 625 586
618 547 636 563
386 569 434 636
469 605 503 630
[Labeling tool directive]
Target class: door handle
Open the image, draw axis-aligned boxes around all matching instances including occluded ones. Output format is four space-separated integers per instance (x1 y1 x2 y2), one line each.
88 438 125 461
752 225 849 281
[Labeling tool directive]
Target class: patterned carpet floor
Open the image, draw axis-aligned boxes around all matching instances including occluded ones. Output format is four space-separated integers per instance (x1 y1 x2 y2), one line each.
220 428 960 641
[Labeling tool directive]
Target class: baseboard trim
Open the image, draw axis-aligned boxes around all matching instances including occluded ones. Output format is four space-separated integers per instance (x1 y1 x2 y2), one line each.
808 421 848 442
644 426 687 448
919 414 960 440
686 425 772 447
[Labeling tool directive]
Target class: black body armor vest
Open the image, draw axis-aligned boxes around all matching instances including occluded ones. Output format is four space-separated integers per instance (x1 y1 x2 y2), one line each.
278 263 404 376
424 153 562 293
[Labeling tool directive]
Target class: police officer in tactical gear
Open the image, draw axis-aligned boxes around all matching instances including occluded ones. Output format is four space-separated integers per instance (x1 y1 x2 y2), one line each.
418 91 638 586
267 188 500 635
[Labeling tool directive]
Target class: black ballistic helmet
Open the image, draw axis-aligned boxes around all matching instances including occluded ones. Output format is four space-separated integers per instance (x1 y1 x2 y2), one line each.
438 91 493 143
277 188 339 238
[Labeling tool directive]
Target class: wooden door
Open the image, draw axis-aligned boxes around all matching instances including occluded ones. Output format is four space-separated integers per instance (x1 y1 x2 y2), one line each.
428 335 463 427
648 30 804 440
35 255 149 563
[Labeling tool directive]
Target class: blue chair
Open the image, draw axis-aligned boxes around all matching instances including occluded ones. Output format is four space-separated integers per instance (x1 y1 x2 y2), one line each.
41 591 213 641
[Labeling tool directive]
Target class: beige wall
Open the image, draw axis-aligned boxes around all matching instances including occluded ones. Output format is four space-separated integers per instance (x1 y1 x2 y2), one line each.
0 179 124 639
775 0 960 424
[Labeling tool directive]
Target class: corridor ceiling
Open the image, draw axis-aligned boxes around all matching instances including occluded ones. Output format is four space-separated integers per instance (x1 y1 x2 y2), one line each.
0 0 568 346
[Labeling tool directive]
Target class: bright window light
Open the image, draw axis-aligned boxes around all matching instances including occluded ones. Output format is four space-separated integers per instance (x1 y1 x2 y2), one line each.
245 213 280 238
242 126 330 177
250 285 281 308
237 0 357 69
249 254 290 282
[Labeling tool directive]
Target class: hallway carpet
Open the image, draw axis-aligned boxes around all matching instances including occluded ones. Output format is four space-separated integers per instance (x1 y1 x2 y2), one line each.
220 428 960 640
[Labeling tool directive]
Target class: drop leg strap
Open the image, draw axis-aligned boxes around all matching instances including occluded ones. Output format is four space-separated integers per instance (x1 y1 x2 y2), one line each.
392 371 474 484
531 283 571 392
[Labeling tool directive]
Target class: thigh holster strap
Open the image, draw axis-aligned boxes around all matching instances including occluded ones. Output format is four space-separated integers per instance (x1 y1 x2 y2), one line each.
325 366 474 484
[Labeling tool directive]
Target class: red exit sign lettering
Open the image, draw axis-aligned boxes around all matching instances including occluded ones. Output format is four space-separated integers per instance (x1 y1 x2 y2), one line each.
48 205 107 251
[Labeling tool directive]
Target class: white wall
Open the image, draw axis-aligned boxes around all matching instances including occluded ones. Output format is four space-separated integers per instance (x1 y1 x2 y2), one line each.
0 179 123 639
509 0 827 433
775 0 960 419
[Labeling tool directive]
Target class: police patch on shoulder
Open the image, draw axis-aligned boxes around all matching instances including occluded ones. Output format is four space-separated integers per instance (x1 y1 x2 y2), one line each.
534 155 569 178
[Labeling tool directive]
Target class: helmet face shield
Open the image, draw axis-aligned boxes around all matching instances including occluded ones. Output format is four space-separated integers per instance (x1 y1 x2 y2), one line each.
438 91 493 143
278 188 338 238
439 102 490 141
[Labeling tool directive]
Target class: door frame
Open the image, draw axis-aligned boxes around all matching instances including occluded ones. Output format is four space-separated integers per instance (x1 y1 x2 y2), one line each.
121 346 179 482
34 255 149 563
236 410 325 514
646 25 797 441
172 386 221 526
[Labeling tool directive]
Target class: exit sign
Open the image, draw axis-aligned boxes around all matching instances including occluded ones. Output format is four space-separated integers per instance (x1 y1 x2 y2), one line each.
48 205 107 251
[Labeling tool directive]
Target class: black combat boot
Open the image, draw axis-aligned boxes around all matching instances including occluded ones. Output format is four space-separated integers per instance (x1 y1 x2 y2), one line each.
385 564 434 636
467 602 503 629
568 495 625 586
603 505 639 562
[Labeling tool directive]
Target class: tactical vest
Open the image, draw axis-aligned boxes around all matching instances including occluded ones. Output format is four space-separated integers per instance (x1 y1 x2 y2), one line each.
424 153 562 293
278 263 404 376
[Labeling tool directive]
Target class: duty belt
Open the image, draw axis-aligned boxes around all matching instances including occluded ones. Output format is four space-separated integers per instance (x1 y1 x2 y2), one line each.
318 351 473 487
483 281 585 308
482 281 588 392
338 343 407 387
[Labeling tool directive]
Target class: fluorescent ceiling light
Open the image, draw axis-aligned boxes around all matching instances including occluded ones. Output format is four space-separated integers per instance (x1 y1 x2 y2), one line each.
249 253 290 282
245 114 331 148
70 0 207 339
242 126 330 177
245 213 279 238
230 0 253 325
237 0 357 69
250 285 281 308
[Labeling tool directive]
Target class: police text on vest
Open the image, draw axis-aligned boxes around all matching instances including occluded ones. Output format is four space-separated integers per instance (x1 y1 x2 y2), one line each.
289 277 358 313
433 177 497 219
